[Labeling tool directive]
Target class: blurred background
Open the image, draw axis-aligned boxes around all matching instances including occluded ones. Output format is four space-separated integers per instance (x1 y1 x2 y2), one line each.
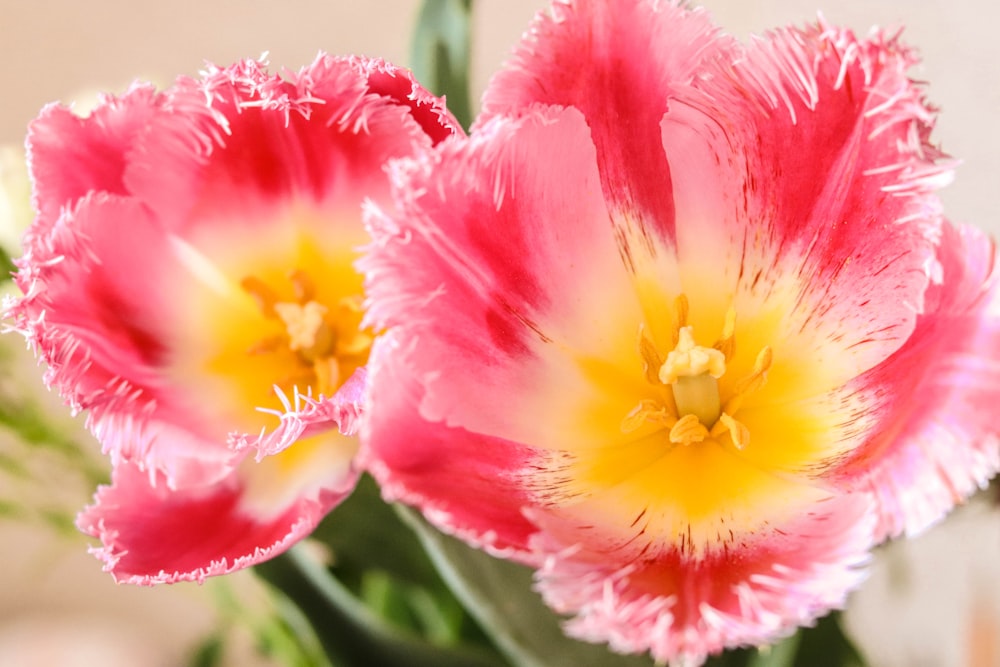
0 1 997 665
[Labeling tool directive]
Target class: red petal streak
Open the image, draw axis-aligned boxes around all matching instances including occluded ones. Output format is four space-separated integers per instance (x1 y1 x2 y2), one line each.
480 0 730 246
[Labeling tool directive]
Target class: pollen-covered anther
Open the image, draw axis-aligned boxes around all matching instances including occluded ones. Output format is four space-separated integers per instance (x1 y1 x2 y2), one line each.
711 412 750 450
714 306 737 360
669 413 708 445
274 301 333 359
723 345 774 415
621 398 674 433
240 275 279 318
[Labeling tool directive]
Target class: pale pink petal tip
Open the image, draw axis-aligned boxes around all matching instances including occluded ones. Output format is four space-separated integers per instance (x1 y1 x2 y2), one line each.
833 223 1000 540
76 460 354 585
234 367 368 458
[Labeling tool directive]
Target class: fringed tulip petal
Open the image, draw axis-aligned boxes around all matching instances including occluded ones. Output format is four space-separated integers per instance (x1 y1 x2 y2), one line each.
830 223 1000 539
26 85 162 235
480 0 729 246
78 431 358 584
531 494 873 666
362 1 1000 663
363 107 648 444
362 332 539 557
661 22 948 391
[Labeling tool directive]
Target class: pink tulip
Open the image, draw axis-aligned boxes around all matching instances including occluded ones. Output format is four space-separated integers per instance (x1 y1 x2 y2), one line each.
359 1 1000 663
8 54 459 583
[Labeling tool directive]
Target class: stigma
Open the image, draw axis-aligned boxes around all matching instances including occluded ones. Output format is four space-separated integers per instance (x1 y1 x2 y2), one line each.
659 326 725 427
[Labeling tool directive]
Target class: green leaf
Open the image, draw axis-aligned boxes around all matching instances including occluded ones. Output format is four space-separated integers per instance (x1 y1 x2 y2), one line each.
186 634 225 667
255 545 504 667
410 0 473 129
312 474 442 590
785 612 867 667
746 633 800 667
395 505 658 667
0 244 15 284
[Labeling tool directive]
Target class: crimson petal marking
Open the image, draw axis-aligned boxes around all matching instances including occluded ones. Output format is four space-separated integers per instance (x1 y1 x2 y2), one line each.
480 0 731 247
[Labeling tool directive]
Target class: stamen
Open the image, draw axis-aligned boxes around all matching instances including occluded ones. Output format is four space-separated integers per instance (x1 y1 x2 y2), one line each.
672 294 689 346
337 331 373 357
246 334 284 356
274 301 333 358
241 276 279 319
621 398 674 433
288 269 316 303
714 306 737 360
313 356 341 397
637 326 664 385
669 414 708 445
723 345 773 415
711 412 750 450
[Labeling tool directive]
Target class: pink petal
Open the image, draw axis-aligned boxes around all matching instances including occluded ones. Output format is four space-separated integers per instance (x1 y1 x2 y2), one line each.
360 332 539 557
531 494 874 665
480 0 729 244
78 437 358 584
362 107 645 447
240 367 368 457
660 21 950 386
828 223 1000 539
361 58 461 146
25 84 162 235
125 55 458 236
8 193 236 484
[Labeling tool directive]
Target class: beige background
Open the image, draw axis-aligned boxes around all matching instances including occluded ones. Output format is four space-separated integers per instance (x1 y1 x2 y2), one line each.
0 1 998 666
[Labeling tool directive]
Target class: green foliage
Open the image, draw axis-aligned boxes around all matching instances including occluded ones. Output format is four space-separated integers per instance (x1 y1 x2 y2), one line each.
410 0 473 129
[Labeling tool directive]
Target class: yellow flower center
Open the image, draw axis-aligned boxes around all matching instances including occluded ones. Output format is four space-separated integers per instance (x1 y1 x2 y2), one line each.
621 295 772 452
240 270 372 399
167 221 372 435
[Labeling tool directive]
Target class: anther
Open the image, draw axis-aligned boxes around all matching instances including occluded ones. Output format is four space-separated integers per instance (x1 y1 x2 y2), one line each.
672 294 690 346
669 414 708 445
714 306 737 360
288 269 316 303
621 398 673 433
712 412 750 450
241 276 279 319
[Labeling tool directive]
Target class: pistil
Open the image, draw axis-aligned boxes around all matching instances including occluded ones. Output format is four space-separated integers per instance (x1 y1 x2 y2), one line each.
659 326 725 427
622 297 772 452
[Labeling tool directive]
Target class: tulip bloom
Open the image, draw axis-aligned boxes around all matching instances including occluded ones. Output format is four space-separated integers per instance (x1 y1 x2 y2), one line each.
8 55 458 583
361 0 1000 663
